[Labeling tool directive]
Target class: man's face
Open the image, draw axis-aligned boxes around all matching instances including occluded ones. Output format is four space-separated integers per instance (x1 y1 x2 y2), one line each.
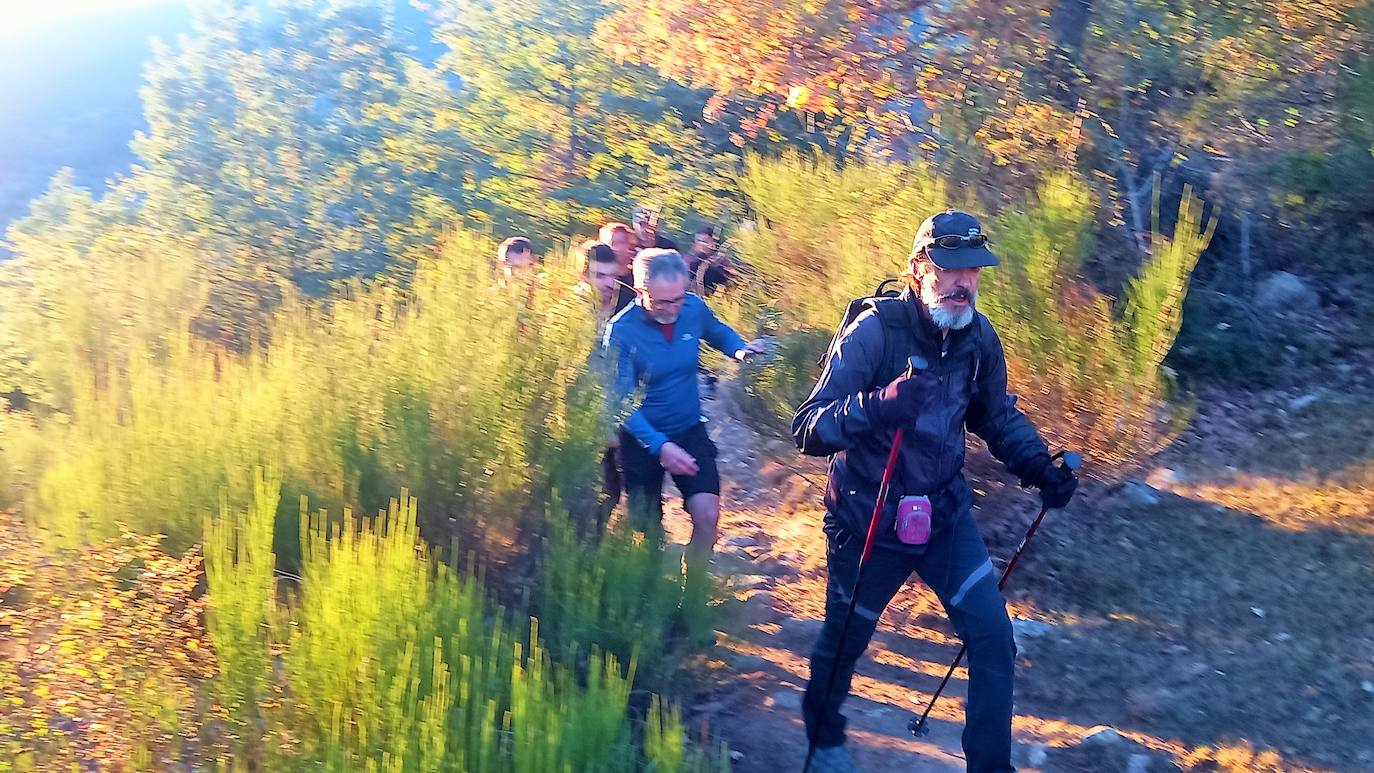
915 258 981 330
586 261 621 305
504 249 536 275
642 276 688 324
692 232 717 256
609 231 635 271
633 212 658 244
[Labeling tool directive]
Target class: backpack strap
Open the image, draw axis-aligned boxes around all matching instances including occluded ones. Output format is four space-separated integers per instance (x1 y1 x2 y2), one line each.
867 297 918 390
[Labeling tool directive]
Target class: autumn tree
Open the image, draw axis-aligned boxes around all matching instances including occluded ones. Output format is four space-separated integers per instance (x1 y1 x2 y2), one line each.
432 0 744 237
606 0 1362 264
133 0 477 295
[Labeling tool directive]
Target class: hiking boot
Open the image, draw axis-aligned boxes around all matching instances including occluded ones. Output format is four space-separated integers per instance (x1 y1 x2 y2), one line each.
810 744 860 773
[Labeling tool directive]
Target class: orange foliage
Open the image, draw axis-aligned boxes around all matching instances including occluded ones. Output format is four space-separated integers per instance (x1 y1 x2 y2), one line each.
600 0 931 136
0 514 217 770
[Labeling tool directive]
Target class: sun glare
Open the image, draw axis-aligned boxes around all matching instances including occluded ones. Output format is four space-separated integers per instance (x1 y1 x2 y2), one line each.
0 0 176 34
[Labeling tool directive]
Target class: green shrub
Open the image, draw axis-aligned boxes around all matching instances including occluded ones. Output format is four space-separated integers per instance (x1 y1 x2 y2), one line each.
734 150 948 333
198 476 721 772
730 156 1213 471
538 511 712 683
7 228 607 553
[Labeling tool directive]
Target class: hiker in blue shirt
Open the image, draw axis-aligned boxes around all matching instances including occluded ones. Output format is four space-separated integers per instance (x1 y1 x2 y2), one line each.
604 248 766 572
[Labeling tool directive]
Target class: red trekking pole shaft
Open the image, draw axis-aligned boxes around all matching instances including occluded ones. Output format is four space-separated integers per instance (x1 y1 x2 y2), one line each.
804 358 926 773
861 428 904 562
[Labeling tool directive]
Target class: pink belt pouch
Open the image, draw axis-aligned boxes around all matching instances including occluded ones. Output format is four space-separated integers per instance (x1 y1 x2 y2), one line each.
896 495 933 545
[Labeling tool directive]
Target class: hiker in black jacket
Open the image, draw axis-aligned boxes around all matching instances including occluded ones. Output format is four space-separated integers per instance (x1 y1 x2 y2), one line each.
791 211 1078 773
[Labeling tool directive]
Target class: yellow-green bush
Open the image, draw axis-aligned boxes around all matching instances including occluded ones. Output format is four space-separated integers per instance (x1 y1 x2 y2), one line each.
982 174 1212 466
198 472 724 772
4 228 607 552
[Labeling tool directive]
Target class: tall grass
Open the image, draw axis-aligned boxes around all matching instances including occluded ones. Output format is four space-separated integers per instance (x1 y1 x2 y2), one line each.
1 223 727 768
730 155 1213 469
198 473 721 772
734 150 949 330
3 229 607 554
983 174 1214 465
538 512 706 681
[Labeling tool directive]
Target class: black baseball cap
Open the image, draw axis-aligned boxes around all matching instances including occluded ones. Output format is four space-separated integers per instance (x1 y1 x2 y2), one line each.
910 210 1000 270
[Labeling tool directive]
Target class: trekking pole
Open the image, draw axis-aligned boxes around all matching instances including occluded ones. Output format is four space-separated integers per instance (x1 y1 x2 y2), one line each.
803 355 927 773
907 450 1083 738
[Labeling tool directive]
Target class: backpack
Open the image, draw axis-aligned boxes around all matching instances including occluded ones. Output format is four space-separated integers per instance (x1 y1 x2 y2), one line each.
816 279 911 376
816 279 983 391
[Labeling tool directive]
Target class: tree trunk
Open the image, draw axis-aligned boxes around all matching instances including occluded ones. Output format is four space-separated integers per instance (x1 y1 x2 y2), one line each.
1048 0 1094 106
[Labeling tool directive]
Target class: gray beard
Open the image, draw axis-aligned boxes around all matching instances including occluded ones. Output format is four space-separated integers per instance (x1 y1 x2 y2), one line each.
924 295 977 330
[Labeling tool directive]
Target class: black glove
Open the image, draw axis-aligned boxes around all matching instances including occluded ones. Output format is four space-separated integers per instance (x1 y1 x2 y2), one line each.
1033 459 1078 509
871 371 933 427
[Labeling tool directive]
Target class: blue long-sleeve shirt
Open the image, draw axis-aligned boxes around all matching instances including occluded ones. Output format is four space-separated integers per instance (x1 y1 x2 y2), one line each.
604 294 747 454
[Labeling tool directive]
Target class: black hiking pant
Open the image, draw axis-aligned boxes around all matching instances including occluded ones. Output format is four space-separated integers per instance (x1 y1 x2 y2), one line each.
803 511 1016 773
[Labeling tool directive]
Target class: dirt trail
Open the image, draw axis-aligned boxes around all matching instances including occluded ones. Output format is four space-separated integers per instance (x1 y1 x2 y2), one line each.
664 386 1081 772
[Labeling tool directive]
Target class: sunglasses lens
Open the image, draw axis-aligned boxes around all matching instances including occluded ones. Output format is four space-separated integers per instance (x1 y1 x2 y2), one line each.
931 234 987 249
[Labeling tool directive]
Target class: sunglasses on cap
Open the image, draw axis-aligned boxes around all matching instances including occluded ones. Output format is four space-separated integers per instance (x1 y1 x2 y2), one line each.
928 234 990 250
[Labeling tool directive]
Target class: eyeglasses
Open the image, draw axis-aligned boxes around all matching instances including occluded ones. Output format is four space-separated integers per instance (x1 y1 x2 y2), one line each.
928 234 989 249
646 293 685 307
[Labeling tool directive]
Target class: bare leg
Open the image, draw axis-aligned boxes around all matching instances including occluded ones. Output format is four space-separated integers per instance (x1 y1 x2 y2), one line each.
679 492 721 641
684 492 720 558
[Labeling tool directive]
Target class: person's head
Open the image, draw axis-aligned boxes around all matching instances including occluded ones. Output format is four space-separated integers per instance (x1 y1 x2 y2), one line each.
906 211 1000 330
579 240 622 307
631 206 660 243
633 248 690 324
497 236 536 276
599 222 635 273
692 226 718 257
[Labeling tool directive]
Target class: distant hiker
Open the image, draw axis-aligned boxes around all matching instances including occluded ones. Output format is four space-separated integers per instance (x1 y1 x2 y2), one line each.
599 221 638 288
604 249 765 602
579 239 636 324
497 236 537 285
578 239 637 538
687 225 733 296
791 211 1079 773
631 205 680 252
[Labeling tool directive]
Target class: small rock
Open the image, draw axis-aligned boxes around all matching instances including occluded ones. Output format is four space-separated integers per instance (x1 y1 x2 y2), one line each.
1120 480 1161 506
731 655 769 673
721 535 757 549
1361 680 1374 694
1126 753 1153 773
1275 632 1293 642
770 690 802 710
729 750 744 762
781 617 825 639
1288 393 1319 411
1146 467 1182 489
1082 725 1125 747
1250 606 1266 618
1255 271 1318 308
1012 618 1054 649
731 574 773 591
743 591 783 625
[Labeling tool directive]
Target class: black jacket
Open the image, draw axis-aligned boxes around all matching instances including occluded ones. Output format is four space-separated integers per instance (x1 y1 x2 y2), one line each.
791 289 1051 552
